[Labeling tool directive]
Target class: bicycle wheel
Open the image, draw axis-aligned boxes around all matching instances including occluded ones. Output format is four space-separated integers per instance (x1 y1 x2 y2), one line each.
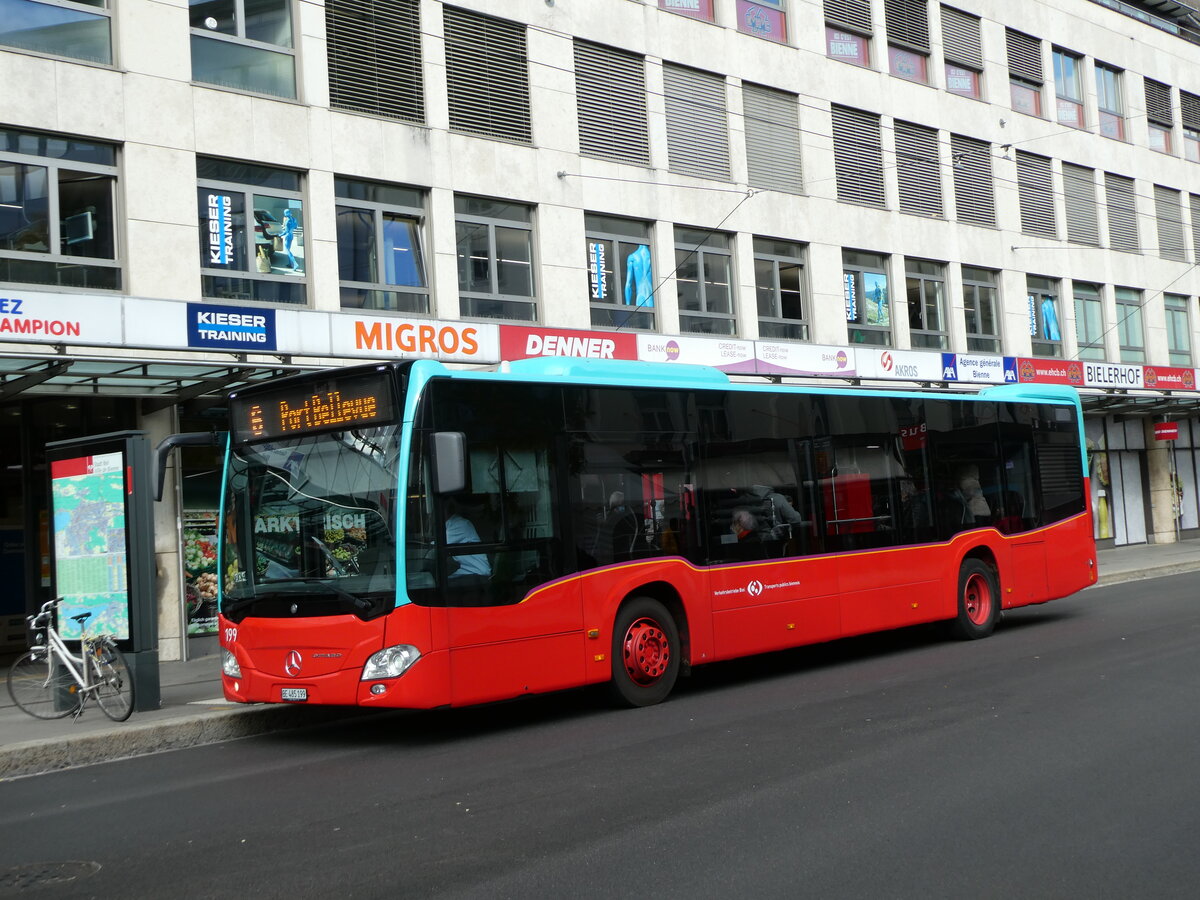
7 650 80 719
91 645 135 722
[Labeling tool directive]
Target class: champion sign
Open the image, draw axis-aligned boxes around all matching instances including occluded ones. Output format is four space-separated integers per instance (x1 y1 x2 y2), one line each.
187 303 276 351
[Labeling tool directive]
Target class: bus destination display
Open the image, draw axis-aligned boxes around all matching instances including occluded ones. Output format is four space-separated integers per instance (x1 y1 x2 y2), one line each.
232 371 394 442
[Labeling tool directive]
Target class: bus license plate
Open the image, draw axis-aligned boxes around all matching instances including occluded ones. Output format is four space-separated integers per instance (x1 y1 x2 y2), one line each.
281 688 308 702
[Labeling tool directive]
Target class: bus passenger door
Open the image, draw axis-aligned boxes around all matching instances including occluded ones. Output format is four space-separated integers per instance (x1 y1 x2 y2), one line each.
441 437 585 706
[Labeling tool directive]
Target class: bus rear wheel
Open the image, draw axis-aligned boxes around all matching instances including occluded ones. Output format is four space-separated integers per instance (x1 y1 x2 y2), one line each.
609 597 680 708
951 558 999 640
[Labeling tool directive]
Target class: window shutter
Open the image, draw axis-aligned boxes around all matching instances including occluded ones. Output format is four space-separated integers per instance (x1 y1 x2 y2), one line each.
825 0 872 32
1016 151 1056 238
941 6 982 70
1191 194 1200 259
326 0 424 123
663 64 730 181
1062 163 1099 246
1182 91 1200 130
743 83 803 194
1145 79 1173 128
1155 185 1187 262
895 120 942 216
884 0 929 52
443 6 532 143
574 41 650 166
1006 29 1042 83
1105 172 1140 252
831 105 885 208
950 133 994 226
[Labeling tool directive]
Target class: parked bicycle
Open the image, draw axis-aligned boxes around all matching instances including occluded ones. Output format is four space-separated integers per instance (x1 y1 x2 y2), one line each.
6 598 135 722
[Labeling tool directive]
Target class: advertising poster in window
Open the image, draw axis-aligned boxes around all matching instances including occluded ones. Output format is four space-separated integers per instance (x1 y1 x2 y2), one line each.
183 511 219 635
200 190 245 270
863 272 890 326
50 451 130 640
253 196 304 275
737 2 786 43
659 0 714 20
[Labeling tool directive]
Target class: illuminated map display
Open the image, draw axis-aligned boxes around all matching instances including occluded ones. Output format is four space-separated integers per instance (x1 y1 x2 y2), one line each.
50 451 130 640
231 370 394 442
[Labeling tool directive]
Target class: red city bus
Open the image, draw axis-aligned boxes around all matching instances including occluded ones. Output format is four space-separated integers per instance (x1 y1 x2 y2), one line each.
216 358 1096 708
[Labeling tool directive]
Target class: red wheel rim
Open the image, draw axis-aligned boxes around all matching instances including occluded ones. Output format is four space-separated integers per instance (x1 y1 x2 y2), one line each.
963 572 992 626
622 617 670 686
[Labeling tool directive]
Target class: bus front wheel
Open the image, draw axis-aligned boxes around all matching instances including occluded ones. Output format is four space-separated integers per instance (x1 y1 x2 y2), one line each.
951 558 999 640
609 596 680 708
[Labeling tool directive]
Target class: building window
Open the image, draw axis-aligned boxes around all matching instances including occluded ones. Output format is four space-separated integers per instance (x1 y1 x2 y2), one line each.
659 0 715 21
1183 92 1200 162
455 195 535 322
737 0 787 43
1165 294 1192 366
1052 48 1084 128
1115 287 1144 363
1016 151 1056 238
0 0 112 64
1145 79 1174 154
754 237 807 341
743 83 803 194
1105 172 1139 253
1062 163 1099 246
1027 275 1063 358
1154 184 1187 262
961 265 1000 353
843 250 891 346
1095 64 1125 141
831 105 885 208
1073 282 1105 361
335 178 428 314
905 258 947 349
326 0 423 123
885 0 929 83
895 120 942 217
951 133 995 227
189 0 296 99
1007 29 1043 117
574 41 650 166
675 227 735 335
444 7 531 144
825 0 871 67
663 64 730 181
942 6 982 99
585 214 655 331
197 158 305 305
0 127 120 290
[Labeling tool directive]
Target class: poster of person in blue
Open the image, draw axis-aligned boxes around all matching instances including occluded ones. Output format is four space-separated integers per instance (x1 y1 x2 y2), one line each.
624 244 654 308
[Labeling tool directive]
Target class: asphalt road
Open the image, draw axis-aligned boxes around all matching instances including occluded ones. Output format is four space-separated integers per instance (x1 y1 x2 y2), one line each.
2 573 1199 899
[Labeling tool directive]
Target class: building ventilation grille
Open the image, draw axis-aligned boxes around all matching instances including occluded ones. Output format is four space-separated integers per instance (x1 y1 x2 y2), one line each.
444 6 532 144
744 83 804 194
574 40 650 166
664 64 731 181
831 105 885 208
327 0 425 123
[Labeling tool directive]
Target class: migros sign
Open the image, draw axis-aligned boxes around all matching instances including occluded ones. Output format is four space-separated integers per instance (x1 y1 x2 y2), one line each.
340 316 498 362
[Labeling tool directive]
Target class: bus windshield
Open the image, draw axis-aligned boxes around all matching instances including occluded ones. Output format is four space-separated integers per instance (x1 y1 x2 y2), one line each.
220 424 402 622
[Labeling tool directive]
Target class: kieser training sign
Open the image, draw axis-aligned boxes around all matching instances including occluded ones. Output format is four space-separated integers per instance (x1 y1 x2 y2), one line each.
186 303 277 351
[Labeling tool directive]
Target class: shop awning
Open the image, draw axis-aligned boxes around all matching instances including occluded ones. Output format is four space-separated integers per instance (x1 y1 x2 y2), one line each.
0 350 317 404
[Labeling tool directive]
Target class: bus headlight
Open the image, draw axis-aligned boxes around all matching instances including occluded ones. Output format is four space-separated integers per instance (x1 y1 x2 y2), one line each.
362 645 421 680
221 647 242 678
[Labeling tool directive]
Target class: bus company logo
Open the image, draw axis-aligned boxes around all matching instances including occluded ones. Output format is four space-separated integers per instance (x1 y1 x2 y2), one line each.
284 650 303 677
747 580 764 597
665 340 681 361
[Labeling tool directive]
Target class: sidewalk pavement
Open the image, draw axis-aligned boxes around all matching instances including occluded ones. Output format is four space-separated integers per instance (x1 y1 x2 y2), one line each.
2 541 1197 780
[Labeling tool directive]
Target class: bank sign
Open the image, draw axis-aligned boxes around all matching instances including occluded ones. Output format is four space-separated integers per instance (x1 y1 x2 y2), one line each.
186 303 276 351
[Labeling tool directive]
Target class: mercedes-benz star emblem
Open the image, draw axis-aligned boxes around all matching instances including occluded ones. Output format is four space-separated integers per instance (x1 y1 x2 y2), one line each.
284 650 303 677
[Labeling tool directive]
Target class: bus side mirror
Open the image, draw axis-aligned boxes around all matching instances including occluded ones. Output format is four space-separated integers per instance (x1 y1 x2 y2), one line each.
431 432 466 494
